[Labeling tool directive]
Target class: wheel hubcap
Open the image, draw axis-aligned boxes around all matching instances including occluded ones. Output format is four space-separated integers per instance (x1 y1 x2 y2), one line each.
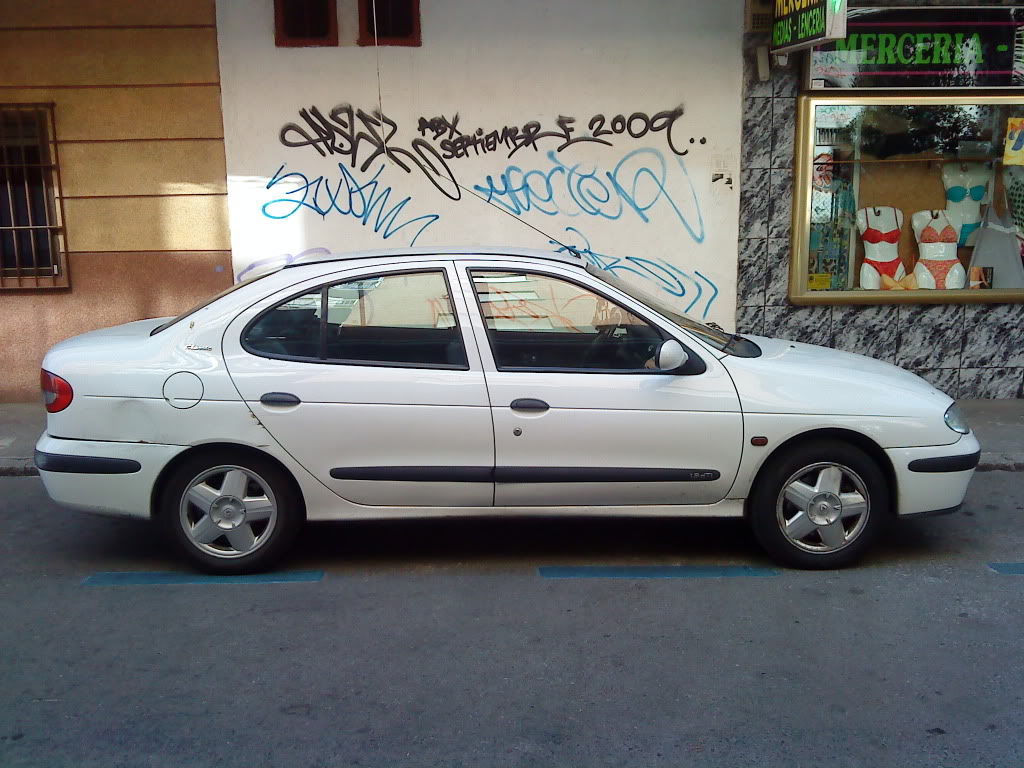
210 496 247 530
179 466 278 559
776 462 870 554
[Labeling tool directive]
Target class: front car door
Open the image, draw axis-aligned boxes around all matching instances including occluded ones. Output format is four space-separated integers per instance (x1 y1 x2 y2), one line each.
456 261 742 507
223 262 494 507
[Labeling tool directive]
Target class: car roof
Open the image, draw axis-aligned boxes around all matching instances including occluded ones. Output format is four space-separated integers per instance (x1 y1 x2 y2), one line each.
282 245 586 270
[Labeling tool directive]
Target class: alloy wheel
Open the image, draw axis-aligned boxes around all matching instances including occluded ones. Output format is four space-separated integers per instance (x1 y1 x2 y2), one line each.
178 465 278 559
775 462 871 554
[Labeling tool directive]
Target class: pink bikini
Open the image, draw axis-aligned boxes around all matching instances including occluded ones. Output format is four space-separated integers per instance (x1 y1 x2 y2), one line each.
918 219 960 289
919 259 957 289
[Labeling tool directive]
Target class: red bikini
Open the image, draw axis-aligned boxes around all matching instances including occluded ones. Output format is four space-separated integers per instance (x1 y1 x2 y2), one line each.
861 227 901 245
862 256 903 278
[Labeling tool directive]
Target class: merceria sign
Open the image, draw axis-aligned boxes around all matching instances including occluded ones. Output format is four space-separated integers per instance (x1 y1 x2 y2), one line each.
809 6 1024 89
772 0 847 55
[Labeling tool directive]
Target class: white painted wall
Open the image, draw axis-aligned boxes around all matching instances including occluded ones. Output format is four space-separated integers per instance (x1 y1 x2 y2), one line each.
216 0 744 324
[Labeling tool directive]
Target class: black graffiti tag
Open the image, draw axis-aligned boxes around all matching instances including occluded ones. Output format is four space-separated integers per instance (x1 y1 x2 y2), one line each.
280 105 461 200
415 107 689 161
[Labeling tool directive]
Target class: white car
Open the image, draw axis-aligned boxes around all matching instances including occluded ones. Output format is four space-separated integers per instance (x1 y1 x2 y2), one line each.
35 247 980 573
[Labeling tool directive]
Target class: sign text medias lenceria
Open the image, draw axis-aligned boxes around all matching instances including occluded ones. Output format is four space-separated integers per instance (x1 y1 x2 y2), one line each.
772 0 827 49
831 31 986 65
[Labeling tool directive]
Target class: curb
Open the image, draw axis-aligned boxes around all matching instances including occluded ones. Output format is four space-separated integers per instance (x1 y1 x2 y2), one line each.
3 454 1023 479
0 459 37 477
976 454 1024 472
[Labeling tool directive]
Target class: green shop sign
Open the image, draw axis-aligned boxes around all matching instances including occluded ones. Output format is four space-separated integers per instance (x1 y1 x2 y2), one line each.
809 6 1024 89
771 0 847 55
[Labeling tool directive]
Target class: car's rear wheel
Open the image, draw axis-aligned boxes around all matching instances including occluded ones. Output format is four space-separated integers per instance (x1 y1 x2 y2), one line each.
748 439 888 569
159 452 302 574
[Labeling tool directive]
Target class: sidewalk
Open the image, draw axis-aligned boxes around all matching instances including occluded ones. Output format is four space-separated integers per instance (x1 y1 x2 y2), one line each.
2 400 1021 477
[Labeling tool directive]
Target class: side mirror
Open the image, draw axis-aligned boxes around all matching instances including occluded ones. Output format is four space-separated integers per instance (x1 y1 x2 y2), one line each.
655 339 688 371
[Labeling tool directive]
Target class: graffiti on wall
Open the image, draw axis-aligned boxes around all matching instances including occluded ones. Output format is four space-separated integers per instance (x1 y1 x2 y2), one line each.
551 227 719 318
262 162 440 246
472 148 705 245
258 102 720 313
280 104 461 200
415 107 703 160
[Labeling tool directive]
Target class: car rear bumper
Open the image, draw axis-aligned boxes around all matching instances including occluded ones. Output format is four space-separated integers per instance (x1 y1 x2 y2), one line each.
35 432 185 519
886 432 981 517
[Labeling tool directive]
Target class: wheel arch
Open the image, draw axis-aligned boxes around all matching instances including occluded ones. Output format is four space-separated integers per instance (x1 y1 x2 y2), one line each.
743 428 898 518
150 442 307 520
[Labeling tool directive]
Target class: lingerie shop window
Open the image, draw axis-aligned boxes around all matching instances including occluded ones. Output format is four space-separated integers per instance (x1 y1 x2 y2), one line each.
791 96 1024 304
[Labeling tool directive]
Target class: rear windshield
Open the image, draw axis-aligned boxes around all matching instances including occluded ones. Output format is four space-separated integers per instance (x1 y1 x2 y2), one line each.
150 277 257 335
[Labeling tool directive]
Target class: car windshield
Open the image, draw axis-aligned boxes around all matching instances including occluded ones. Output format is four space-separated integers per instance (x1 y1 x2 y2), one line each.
149 275 262 335
585 265 735 352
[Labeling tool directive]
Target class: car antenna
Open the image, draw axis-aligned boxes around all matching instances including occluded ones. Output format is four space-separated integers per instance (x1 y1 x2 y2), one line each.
369 26 579 259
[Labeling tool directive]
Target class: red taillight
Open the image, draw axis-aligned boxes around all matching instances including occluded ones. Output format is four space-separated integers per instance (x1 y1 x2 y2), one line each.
40 369 73 413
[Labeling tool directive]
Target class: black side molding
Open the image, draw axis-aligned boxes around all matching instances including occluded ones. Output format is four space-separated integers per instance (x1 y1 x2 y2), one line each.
495 467 721 483
35 450 141 475
330 466 493 482
908 450 981 473
328 466 722 483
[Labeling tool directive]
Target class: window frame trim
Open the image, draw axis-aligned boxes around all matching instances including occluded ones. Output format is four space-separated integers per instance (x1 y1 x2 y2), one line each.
357 0 421 47
465 267 707 376
273 0 340 48
240 266 472 371
0 102 69 290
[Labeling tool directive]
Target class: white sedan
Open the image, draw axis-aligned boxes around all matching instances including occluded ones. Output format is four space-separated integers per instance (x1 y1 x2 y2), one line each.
35 247 980 573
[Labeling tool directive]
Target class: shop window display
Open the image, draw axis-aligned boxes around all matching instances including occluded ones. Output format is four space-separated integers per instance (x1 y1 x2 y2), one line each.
791 96 1024 304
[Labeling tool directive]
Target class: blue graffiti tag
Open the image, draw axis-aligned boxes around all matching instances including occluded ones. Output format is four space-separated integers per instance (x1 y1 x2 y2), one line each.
262 163 440 246
473 148 705 244
551 227 719 319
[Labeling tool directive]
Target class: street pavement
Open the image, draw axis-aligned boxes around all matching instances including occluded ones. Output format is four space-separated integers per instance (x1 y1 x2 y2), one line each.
1 472 1023 768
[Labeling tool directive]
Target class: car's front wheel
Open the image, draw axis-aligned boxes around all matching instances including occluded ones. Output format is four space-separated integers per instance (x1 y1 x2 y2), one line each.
159 451 303 574
748 440 889 569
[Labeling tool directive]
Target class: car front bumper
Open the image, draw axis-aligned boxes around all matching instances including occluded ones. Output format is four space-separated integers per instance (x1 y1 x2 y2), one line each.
35 432 186 519
886 431 981 517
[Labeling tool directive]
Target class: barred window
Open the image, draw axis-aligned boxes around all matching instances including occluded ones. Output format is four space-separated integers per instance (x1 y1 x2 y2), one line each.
0 104 67 289
358 0 420 47
274 0 339 47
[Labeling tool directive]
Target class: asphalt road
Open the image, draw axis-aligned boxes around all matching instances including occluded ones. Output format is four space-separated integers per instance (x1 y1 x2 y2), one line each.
1 473 1023 768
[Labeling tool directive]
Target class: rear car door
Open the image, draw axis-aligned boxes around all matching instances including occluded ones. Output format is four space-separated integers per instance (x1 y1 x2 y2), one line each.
457 262 743 507
223 262 494 507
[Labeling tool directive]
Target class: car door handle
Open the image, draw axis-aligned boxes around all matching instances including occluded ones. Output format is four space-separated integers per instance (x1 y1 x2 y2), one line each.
260 392 301 406
510 398 549 412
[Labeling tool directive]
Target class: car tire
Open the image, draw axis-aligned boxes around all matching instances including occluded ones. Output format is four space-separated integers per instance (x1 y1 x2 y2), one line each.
748 439 889 570
159 451 303 574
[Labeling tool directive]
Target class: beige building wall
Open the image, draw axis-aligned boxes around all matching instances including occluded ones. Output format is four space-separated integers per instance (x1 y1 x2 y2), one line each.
0 0 231 401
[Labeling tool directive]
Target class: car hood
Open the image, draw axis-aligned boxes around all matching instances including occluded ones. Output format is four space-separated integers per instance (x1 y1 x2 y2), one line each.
721 335 952 417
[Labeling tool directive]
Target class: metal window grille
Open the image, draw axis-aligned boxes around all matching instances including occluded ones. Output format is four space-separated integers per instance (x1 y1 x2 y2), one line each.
0 104 68 289
274 0 339 47
358 0 420 47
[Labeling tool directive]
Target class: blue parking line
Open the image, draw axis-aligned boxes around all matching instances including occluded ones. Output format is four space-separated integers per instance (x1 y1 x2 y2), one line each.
538 565 780 579
81 570 324 586
988 563 1024 575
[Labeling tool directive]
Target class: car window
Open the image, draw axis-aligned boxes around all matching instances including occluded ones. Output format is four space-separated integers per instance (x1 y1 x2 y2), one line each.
470 270 664 371
243 270 467 368
244 290 324 359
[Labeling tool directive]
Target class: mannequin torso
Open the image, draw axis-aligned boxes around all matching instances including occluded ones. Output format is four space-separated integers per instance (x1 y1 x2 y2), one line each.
912 209 966 289
943 162 992 247
857 206 905 290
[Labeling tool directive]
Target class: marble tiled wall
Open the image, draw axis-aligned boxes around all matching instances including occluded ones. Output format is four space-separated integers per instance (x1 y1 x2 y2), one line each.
735 22 1024 399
